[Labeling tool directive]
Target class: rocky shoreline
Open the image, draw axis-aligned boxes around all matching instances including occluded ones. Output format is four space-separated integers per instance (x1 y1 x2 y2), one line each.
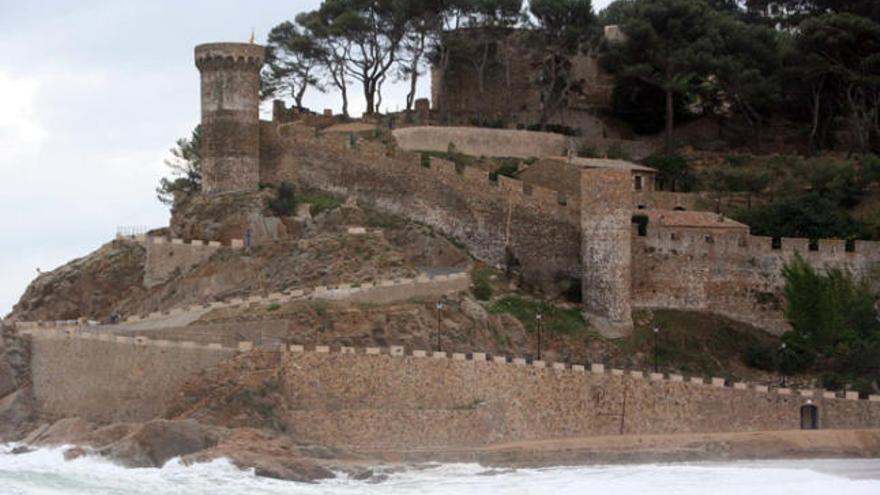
4 418 880 483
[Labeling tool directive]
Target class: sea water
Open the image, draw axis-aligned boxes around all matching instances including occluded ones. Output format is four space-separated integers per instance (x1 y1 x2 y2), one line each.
1 444 879 494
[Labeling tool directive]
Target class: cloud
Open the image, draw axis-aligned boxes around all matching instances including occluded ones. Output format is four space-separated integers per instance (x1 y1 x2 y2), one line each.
0 71 46 147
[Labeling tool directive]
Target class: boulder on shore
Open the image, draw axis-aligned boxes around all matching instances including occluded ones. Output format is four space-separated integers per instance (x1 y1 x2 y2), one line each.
100 419 221 468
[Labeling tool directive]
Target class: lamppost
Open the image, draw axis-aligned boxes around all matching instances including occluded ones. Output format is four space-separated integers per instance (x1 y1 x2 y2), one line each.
536 313 543 361
435 301 444 352
778 342 787 387
653 326 660 373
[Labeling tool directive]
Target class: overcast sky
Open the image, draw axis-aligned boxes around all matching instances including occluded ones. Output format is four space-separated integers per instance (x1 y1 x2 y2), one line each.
0 0 613 317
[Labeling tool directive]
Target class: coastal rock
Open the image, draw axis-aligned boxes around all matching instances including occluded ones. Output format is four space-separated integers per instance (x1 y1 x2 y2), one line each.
101 419 220 468
0 388 35 443
0 361 16 398
182 428 335 482
28 417 94 446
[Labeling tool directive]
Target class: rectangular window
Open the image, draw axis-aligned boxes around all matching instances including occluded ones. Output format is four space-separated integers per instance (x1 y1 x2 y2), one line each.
634 175 643 191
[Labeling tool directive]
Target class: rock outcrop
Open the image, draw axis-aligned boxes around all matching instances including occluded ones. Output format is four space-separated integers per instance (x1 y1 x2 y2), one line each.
0 325 35 442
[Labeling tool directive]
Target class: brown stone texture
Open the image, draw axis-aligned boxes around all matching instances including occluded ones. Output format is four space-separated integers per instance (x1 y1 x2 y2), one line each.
279 352 880 451
143 241 220 288
195 43 264 195
259 121 298 186
285 129 581 295
580 169 633 330
30 335 234 424
432 30 613 134
393 126 568 159
632 228 880 334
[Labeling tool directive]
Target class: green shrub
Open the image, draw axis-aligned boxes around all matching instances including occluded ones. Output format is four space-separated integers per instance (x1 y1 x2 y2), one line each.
605 143 631 161
489 163 519 182
577 144 600 158
487 296 587 334
472 282 493 301
472 266 495 301
642 153 696 192
819 371 846 391
851 378 874 399
300 193 343 216
267 182 297 217
744 344 777 371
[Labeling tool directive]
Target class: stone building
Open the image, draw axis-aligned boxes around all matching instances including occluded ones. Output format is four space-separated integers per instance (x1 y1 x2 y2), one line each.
430 29 615 136
195 42 265 195
194 41 880 338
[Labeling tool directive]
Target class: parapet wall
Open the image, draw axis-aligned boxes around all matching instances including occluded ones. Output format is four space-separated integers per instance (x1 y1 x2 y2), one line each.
280 347 880 450
28 330 237 424
392 126 569 159
281 126 582 293
632 226 880 333
22 333 880 448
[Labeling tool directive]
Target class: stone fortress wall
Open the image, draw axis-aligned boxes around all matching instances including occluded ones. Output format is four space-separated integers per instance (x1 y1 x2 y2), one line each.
26 329 238 423
192 39 880 336
195 43 265 195
265 120 880 335
632 225 880 333
16 329 880 444
282 125 584 295
392 126 570 159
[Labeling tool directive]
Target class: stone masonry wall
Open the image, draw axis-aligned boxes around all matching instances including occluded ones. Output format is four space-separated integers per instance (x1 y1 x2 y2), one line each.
580 169 633 334
392 126 569 159
142 237 221 288
196 43 264 195
30 331 235 424
280 350 880 451
284 128 581 294
632 227 880 334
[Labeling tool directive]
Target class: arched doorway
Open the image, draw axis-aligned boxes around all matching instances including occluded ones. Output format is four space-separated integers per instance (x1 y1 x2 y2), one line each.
800 404 819 430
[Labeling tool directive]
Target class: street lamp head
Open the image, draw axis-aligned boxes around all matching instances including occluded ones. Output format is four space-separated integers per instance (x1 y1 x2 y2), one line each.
536 313 542 321
653 327 659 334
436 302 443 310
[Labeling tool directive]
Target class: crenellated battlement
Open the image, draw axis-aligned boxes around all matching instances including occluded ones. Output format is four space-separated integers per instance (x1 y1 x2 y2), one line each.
117 233 244 249
634 224 880 262
194 43 265 71
280 127 580 224
23 331 880 407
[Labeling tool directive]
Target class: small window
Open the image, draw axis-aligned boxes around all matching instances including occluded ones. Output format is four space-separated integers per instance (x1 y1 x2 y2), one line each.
634 175 643 191
705 235 714 244
808 239 819 251
637 204 646 210
671 232 679 241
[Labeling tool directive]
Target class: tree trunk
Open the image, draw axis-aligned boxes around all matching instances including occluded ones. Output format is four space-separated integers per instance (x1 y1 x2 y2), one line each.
406 67 419 112
340 83 349 118
294 84 307 109
665 88 675 154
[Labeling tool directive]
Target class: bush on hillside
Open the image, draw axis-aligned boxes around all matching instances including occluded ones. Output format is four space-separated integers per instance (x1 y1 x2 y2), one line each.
267 182 297 217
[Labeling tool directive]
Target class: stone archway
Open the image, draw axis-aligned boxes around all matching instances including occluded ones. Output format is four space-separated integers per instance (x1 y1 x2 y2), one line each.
800 403 819 430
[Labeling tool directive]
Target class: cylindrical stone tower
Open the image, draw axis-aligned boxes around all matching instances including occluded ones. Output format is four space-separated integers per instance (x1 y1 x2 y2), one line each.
195 43 265 195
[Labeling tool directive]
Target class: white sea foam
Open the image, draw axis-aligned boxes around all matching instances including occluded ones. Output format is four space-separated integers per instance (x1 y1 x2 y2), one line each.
1 444 879 494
